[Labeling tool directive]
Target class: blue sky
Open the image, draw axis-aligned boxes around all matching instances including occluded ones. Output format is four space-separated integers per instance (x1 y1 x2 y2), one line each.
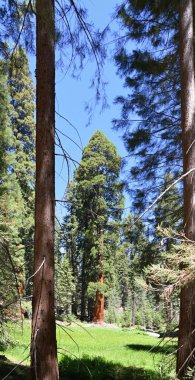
30 1 133 219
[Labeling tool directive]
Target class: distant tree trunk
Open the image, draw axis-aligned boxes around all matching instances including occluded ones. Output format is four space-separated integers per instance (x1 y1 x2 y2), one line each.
93 273 104 324
30 1 59 379
177 1 195 378
70 231 79 316
131 290 136 327
71 294 78 316
81 252 87 321
87 297 94 321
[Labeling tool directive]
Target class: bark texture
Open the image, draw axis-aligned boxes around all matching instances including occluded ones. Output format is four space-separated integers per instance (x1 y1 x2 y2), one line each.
93 274 104 324
177 1 195 377
30 1 59 379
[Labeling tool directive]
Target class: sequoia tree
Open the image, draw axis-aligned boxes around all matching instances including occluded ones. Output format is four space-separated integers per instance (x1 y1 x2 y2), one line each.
63 131 124 322
30 1 58 379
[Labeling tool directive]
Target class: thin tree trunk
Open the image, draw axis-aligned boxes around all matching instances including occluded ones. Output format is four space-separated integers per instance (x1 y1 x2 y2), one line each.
93 273 104 324
131 290 136 327
81 251 87 321
30 1 59 379
177 1 195 377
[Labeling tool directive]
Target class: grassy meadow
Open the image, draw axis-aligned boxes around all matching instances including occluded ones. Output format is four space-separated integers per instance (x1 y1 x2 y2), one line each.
0 321 177 380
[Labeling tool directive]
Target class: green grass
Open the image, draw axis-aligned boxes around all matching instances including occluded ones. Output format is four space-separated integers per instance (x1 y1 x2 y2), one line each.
0 321 176 379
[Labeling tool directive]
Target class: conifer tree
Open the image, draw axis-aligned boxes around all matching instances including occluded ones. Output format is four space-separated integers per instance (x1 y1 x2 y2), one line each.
114 3 195 374
30 0 58 378
55 224 75 317
154 173 182 230
0 63 10 181
114 0 180 209
146 174 182 326
121 214 155 325
114 242 130 309
61 181 80 315
63 131 124 322
0 62 25 313
9 48 35 197
8 48 35 284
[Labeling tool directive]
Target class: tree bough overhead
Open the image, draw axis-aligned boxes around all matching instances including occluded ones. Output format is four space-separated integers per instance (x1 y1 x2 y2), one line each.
114 0 181 211
30 1 58 379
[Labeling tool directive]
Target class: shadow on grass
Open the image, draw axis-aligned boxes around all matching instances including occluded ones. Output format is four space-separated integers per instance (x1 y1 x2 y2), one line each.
59 355 166 380
0 355 28 380
125 344 177 355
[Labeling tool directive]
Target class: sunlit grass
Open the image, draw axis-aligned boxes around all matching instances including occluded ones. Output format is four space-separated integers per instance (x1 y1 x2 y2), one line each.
0 320 176 379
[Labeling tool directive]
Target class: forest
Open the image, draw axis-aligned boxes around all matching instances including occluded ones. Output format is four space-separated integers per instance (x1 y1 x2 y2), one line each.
0 0 195 379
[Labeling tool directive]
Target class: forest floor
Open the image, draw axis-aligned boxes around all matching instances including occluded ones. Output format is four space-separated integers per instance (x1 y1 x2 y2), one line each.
0 320 177 380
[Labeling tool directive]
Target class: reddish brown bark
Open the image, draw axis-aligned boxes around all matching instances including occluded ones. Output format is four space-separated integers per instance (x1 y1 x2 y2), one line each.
177 1 195 377
18 272 24 318
30 1 59 379
93 274 104 324
18 271 23 297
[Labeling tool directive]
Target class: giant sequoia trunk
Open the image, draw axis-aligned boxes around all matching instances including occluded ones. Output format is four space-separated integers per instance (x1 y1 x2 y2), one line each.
177 1 195 377
30 1 59 379
93 273 104 324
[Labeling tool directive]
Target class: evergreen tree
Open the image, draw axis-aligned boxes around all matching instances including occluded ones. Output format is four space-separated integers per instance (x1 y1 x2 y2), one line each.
113 0 181 210
154 172 182 251
9 48 35 196
154 173 182 230
63 131 124 322
0 49 35 311
121 214 155 325
146 174 182 327
0 65 15 310
30 1 59 378
61 181 80 315
0 1 34 57
0 62 25 314
0 62 11 182
8 48 35 284
55 224 75 317
114 242 130 309
114 4 195 374
55 255 75 316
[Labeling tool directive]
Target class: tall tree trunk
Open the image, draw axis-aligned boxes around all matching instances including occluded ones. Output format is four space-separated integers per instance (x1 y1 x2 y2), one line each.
177 1 195 377
93 273 104 324
30 1 59 379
